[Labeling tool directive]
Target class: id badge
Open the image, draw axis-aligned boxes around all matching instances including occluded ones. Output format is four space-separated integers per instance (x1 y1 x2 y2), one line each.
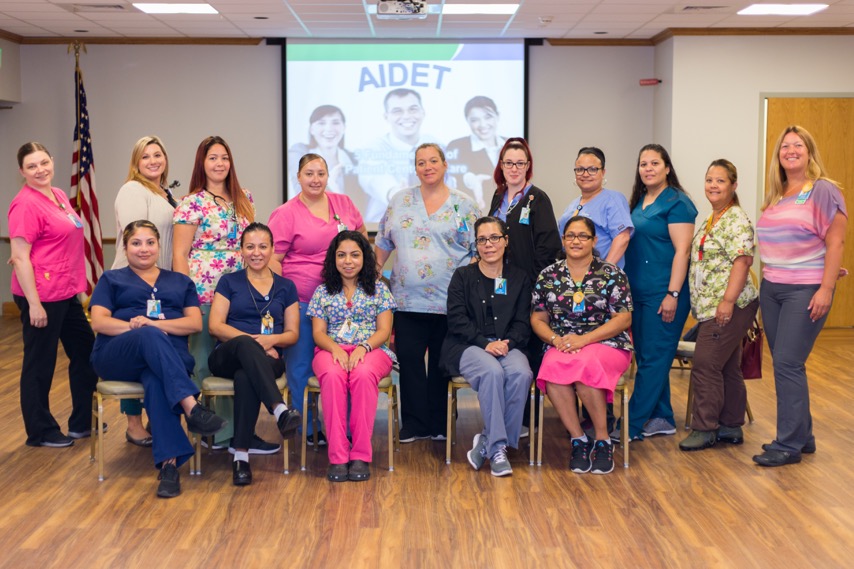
337 223 348 233
795 190 812 205
693 265 703 291
337 319 359 343
146 299 162 318
261 311 274 335
572 300 585 313
67 213 83 228
227 221 238 240
457 216 468 233
519 207 531 225
494 277 507 295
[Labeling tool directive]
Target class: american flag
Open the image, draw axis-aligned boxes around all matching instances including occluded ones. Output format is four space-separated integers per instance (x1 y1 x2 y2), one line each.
70 61 103 295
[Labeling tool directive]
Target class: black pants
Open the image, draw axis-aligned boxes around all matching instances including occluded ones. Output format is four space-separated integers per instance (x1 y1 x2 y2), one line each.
208 335 285 449
14 294 97 445
394 311 448 437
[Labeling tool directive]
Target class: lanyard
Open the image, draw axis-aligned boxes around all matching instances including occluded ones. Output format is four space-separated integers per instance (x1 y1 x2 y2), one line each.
698 203 732 261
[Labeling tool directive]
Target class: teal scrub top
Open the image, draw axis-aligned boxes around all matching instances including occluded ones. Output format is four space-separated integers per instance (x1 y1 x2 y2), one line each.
624 187 697 302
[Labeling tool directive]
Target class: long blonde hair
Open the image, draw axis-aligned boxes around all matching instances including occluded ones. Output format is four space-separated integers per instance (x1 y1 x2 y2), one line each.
763 125 841 210
126 136 169 195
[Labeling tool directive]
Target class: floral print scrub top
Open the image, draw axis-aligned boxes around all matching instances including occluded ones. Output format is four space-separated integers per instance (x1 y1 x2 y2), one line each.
689 205 758 322
532 257 634 351
375 187 480 314
307 280 398 363
173 188 254 304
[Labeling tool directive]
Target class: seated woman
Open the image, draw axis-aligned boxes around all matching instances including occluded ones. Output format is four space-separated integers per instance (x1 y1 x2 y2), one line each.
308 231 396 483
530 216 633 475
208 222 302 487
440 216 533 478
90 220 227 499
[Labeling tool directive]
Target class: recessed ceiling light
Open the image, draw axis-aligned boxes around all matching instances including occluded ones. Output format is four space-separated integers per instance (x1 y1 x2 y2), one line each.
738 4 828 16
133 3 218 15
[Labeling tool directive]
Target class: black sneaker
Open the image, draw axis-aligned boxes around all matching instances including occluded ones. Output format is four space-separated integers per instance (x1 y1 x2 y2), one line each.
228 434 281 455
399 429 430 444
156 463 181 498
569 438 593 473
39 431 74 448
277 409 301 439
306 431 327 447
186 403 227 436
590 440 614 474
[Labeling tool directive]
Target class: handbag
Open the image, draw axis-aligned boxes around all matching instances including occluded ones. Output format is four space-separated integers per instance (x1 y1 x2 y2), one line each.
740 317 763 380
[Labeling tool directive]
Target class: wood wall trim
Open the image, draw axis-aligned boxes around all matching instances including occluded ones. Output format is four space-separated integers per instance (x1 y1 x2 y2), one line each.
654 27 854 44
16 36 265 46
0 28 23 43
547 38 653 47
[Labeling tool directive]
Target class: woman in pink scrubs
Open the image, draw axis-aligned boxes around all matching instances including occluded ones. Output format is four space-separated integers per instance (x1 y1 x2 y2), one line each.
8 142 98 448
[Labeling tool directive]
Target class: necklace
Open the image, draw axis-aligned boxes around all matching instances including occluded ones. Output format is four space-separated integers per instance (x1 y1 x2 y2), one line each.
247 269 275 327
698 202 732 261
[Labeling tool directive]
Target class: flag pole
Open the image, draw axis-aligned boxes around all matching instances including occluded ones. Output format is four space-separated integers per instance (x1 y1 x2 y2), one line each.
68 40 86 214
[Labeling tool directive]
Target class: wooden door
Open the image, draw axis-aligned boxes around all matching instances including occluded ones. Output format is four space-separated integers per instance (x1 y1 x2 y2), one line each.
765 97 854 328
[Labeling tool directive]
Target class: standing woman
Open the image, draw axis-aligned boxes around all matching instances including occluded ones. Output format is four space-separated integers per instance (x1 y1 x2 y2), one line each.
9 142 98 448
308 231 396 482
623 144 697 440
679 160 759 451
753 126 847 467
558 147 634 267
268 153 367 446
375 143 480 442
441 217 533 477
173 135 254 448
113 135 178 446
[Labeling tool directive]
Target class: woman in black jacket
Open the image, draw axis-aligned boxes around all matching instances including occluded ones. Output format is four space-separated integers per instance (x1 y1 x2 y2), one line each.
441 216 533 478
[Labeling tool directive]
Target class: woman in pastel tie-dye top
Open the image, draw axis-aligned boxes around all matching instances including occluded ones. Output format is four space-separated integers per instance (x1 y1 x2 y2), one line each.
753 125 847 468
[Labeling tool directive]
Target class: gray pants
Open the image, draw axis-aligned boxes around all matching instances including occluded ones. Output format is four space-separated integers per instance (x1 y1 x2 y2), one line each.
760 280 829 454
459 346 533 457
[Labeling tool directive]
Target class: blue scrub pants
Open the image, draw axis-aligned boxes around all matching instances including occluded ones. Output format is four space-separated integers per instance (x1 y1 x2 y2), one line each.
628 294 691 438
91 327 197 468
284 302 316 433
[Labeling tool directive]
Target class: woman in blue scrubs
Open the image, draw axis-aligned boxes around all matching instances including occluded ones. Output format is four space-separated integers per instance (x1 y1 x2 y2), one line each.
623 144 697 440
91 220 227 498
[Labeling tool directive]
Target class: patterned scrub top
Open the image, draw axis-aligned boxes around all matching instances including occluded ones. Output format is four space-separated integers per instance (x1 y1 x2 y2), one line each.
307 280 398 363
173 188 255 304
689 205 758 322
532 257 634 351
375 186 481 314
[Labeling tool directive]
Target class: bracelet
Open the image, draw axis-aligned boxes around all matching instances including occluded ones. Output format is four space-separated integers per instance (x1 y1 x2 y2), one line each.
359 342 372 352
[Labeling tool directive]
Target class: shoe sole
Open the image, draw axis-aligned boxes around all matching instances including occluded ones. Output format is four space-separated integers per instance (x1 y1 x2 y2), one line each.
679 442 715 452
348 473 371 482
490 467 513 477
327 472 349 482
228 446 281 455
40 441 74 448
399 435 430 444
762 443 815 454
716 436 743 445
570 464 591 474
157 488 181 498
591 464 614 474
753 455 802 467
642 429 676 437
188 420 228 437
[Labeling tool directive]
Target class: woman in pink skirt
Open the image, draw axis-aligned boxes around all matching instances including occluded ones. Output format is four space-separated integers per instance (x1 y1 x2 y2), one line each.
530 216 633 475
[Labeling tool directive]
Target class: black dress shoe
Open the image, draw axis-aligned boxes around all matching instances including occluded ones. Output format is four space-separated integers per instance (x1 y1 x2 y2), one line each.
762 441 816 454
277 409 301 438
753 449 801 467
327 463 349 482
233 460 252 486
348 459 371 482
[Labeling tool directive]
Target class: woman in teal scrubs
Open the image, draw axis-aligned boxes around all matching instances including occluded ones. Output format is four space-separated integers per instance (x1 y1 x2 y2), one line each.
623 144 697 440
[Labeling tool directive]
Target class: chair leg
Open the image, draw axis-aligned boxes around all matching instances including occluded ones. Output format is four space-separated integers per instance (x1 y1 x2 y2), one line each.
386 386 394 472
90 393 97 464
745 397 754 423
621 387 630 468
445 382 453 465
300 389 310 471
311 390 320 454
392 385 401 453
536 388 544 467
528 384 536 466
96 393 105 481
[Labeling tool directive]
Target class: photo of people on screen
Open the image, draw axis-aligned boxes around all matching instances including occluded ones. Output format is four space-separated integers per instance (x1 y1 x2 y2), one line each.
288 104 359 199
355 88 439 222
445 96 506 210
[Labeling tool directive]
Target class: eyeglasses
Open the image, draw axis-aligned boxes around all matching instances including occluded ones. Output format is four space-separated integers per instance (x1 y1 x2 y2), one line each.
475 235 506 246
564 233 593 242
501 160 529 170
573 166 602 176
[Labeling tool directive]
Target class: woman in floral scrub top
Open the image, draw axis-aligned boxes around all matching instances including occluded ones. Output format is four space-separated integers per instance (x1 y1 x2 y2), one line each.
173 135 254 446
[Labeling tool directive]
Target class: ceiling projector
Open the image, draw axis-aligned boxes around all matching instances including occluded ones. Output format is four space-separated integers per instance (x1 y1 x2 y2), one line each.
377 1 429 20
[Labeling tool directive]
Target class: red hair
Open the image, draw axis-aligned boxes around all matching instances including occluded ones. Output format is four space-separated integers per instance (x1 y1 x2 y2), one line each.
493 137 534 195
187 135 254 222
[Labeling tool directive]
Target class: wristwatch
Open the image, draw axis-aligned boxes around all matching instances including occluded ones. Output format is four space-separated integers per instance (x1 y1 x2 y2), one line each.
667 290 680 298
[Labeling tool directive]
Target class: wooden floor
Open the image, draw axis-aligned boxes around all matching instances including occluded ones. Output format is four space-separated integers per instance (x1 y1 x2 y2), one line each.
0 318 852 569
